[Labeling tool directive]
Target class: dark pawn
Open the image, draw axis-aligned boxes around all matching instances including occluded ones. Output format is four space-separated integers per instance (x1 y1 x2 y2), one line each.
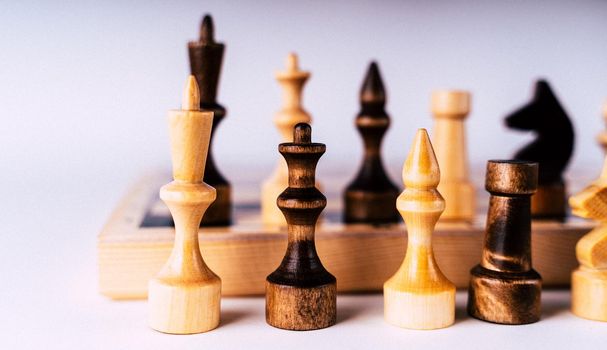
188 14 231 226
266 123 336 331
343 62 400 224
467 160 542 325
505 80 574 220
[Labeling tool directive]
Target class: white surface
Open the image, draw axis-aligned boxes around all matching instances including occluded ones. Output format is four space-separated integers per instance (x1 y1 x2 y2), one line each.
1 168 606 350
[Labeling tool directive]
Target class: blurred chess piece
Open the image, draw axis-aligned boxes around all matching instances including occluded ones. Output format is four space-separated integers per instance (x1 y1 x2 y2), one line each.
431 90 475 222
188 14 231 226
505 80 574 220
343 62 400 224
262 53 314 227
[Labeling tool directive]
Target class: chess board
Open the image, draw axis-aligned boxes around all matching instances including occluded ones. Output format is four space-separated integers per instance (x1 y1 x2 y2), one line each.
97 172 594 299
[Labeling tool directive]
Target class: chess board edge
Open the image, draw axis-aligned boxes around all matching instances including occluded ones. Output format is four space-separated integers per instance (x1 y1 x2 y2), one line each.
98 174 594 299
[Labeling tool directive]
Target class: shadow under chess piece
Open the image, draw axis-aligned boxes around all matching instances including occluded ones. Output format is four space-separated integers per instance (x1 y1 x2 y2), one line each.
467 160 542 325
344 62 400 224
505 80 574 220
188 14 231 226
265 123 336 331
148 76 221 334
569 158 607 322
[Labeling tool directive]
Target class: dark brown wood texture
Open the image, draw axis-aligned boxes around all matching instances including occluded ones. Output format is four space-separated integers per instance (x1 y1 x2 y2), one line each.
343 62 400 224
467 160 542 324
266 123 336 331
188 14 231 226
505 80 574 220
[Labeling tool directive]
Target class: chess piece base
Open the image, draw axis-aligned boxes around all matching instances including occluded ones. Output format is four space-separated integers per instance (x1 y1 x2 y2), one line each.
148 277 221 334
572 267 607 322
201 184 231 226
531 181 566 220
383 286 455 330
266 281 336 331
344 190 400 224
467 265 541 324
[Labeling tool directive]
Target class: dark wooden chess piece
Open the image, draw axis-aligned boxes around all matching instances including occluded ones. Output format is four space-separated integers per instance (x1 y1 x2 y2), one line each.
467 160 542 325
266 123 336 331
188 14 231 226
505 80 574 220
343 62 400 224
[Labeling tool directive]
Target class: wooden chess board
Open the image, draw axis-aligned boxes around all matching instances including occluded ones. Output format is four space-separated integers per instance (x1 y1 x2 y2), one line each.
98 173 594 299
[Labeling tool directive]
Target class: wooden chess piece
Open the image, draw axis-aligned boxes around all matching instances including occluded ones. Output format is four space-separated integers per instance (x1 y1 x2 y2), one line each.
383 129 455 330
265 123 336 330
597 101 607 154
148 76 221 334
343 62 400 224
431 90 475 222
505 80 574 220
262 53 313 226
188 14 231 226
569 155 607 321
467 160 541 325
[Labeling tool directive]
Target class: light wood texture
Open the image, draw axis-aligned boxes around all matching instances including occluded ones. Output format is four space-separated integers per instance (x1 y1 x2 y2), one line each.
431 90 475 222
383 129 455 330
261 53 313 227
188 14 231 226
265 124 336 330
570 155 607 321
468 160 542 324
148 76 221 334
98 173 592 299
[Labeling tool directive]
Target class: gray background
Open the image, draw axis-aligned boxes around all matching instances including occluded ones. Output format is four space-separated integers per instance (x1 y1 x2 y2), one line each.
2 0 606 190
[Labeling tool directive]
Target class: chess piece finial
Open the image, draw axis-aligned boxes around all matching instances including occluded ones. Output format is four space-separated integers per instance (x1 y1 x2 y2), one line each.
265 123 336 330
505 79 574 220
467 160 542 324
431 90 475 222
188 13 231 226
343 62 400 224
383 129 455 330
598 101 607 153
569 153 607 321
148 76 221 334
199 15 214 44
261 53 314 227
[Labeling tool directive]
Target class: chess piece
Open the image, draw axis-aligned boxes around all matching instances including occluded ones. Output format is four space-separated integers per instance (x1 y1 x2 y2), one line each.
383 129 455 330
569 155 607 321
597 101 607 154
262 53 313 227
148 76 221 334
431 90 475 222
467 160 541 325
343 62 400 224
265 123 336 330
505 80 574 220
188 14 231 226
